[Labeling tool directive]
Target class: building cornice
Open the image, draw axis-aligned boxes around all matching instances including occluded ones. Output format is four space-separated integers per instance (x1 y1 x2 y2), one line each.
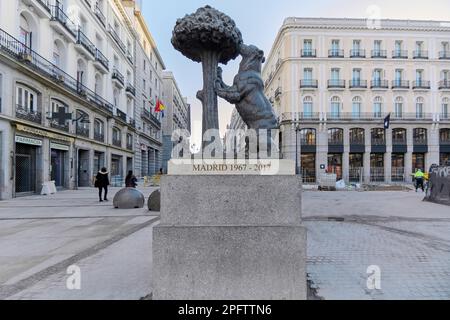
263 17 450 75
134 10 166 70
282 17 450 32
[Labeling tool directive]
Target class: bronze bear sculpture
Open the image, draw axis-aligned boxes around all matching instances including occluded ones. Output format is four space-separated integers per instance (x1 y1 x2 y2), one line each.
215 44 278 130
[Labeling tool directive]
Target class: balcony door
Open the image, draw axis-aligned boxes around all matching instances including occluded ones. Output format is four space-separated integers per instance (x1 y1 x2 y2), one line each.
394 97 403 118
443 98 449 119
303 40 312 56
330 97 341 119
303 97 313 118
395 40 402 55
352 69 361 86
19 15 32 50
373 69 382 84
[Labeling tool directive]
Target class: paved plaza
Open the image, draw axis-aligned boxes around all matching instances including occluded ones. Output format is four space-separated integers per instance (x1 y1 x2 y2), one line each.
304 190 450 300
0 187 449 300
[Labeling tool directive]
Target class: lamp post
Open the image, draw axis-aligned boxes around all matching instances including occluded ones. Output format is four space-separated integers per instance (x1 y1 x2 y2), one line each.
295 124 301 175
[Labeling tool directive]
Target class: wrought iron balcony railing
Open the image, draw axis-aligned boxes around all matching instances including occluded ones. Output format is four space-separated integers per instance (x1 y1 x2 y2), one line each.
112 68 124 86
371 50 387 58
371 80 389 89
0 28 114 117
94 131 104 143
115 108 127 122
349 79 367 88
50 5 77 37
77 29 96 57
126 83 136 96
108 24 126 53
439 51 450 60
95 49 109 70
301 49 316 57
141 109 161 128
328 79 346 89
76 126 90 138
439 80 450 90
328 49 344 58
350 49 366 58
412 80 431 89
16 104 42 124
50 120 69 132
95 5 106 27
392 50 408 59
413 50 429 59
274 87 282 98
299 79 318 88
112 138 122 148
392 80 410 89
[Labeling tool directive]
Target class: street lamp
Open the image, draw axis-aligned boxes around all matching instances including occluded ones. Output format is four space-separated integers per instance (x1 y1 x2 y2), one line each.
295 124 301 175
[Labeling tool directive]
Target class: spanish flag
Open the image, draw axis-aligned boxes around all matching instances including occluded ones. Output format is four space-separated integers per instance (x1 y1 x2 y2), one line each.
155 99 166 113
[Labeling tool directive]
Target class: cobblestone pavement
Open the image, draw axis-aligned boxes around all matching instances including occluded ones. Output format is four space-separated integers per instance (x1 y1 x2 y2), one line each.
0 187 160 300
304 191 450 300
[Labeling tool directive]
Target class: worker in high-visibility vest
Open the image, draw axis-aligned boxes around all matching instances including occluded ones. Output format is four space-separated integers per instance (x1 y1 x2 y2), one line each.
414 169 425 193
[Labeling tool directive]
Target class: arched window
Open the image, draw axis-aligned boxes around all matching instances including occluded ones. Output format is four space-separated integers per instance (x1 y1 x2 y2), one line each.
50 98 69 132
352 96 362 118
442 97 449 119
95 74 103 96
53 40 66 70
76 110 90 138
394 97 404 118
393 128 407 145
303 96 313 118
371 128 385 145
113 88 120 107
19 14 32 48
126 133 133 150
15 84 41 124
94 119 105 142
350 128 365 145
413 128 427 145
300 128 316 146
330 96 341 119
77 59 87 89
373 96 383 118
416 97 425 119
328 128 343 145
440 128 450 144
112 127 122 147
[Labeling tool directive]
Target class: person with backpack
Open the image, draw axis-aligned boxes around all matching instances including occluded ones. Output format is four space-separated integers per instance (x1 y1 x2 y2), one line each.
95 167 110 202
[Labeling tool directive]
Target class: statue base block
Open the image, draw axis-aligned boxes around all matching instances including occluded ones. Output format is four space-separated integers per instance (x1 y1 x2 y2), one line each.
152 173 307 300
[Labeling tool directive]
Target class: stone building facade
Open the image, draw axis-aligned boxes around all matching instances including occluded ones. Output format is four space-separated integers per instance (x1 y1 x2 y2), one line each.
0 0 139 198
263 18 450 184
122 0 164 178
161 71 190 173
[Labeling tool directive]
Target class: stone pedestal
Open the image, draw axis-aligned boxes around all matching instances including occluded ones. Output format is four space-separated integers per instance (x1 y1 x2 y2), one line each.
152 160 307 300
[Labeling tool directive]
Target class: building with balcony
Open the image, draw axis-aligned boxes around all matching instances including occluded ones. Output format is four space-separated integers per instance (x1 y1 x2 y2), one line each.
263 17 450 184
122 0 164 178
0 0 138 199
161 71 191 173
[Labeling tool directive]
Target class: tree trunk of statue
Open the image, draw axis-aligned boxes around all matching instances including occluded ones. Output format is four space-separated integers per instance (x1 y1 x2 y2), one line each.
199 51 220 152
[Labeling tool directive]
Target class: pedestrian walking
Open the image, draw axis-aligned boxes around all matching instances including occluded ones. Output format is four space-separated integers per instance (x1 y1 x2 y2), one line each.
95 167 110 202
125 170 138 188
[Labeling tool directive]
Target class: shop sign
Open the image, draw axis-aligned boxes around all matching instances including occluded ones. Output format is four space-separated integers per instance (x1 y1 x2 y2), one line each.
16 124 74 143
15 135 43 146
51 142 70 151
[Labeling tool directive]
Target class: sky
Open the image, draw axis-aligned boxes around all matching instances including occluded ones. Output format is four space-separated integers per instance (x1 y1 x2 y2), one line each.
141 0 450 144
